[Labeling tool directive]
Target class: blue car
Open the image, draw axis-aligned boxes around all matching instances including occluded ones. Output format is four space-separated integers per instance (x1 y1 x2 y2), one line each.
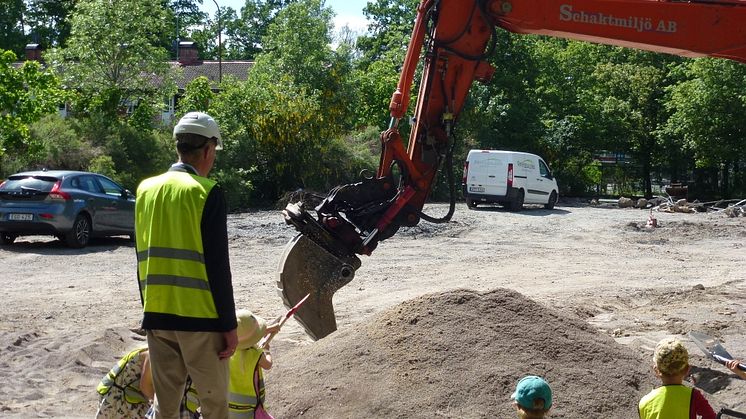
0 170 135 247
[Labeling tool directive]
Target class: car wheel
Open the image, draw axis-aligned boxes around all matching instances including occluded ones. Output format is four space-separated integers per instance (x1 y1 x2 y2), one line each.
66 214 92 248
545 191 558 210
466 198 477 209
510 190 524 212
0 233 17 245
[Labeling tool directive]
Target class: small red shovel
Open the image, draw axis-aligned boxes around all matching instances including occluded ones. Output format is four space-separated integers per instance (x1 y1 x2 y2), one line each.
258 293 310 349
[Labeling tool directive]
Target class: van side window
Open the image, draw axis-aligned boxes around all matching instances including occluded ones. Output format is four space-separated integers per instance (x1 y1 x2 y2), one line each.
539 160 550 177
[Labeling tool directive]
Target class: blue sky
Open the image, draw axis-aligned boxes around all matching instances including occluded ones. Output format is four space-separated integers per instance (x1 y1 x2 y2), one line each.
201 0 371 32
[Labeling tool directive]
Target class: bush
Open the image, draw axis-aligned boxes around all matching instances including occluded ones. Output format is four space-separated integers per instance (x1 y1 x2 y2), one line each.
30 114 99 171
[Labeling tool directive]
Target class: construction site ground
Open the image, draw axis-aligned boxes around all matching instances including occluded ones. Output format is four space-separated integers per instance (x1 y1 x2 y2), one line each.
1 201 744 418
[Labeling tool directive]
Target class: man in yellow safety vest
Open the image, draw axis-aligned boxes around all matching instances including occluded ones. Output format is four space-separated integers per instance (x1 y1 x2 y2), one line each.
136 111 238 419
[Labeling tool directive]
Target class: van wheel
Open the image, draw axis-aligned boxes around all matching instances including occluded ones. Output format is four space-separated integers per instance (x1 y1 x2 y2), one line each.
510 190 524 212
545 191 557 210
466 198 477 209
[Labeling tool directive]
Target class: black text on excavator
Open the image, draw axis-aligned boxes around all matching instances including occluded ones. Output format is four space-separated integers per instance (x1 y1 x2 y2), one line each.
278 0 746 340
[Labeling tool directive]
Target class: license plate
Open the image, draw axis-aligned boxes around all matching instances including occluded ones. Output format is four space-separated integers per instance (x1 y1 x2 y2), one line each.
9 213 33 221
469 186 485 193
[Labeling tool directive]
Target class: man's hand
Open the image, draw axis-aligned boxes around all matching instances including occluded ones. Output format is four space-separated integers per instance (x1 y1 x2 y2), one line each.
219 328 238 360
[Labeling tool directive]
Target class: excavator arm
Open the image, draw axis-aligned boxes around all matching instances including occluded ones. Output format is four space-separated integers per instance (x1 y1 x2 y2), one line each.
279 0 746 340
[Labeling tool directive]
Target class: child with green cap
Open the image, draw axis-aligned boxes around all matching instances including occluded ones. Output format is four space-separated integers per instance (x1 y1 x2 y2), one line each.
638 337 716 419
511 375 552 418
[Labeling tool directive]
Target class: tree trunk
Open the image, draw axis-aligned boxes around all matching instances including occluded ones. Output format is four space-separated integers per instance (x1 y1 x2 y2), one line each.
721 161 731 199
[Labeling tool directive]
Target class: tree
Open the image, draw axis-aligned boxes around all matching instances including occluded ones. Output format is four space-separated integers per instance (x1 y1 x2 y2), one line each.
255 0 354 132
664 58 746 197
46 0 176 118
170 0 207 48
357 0 418 67
583 58 668 198
0 49 66 175
0 0 27 56
224 0 294 59
178 76 215 115
25 0 76 48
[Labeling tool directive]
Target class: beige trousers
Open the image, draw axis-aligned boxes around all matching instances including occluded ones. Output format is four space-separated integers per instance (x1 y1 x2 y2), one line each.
147 330 229 419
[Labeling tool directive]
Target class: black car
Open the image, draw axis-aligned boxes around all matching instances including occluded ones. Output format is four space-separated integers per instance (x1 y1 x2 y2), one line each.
0 170 135 247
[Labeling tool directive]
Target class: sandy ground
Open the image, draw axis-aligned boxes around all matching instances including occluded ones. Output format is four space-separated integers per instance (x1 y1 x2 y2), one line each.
0 201 744 418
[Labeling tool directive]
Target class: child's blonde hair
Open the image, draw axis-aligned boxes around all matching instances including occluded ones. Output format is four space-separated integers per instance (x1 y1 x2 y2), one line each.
516 405 549 418
654 337 689 375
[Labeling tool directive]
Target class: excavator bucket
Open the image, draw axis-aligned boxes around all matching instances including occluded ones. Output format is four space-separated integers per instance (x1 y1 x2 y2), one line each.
277 234 360 340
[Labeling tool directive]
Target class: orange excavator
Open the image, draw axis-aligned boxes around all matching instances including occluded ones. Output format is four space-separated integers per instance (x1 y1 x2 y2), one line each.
279 0 746 340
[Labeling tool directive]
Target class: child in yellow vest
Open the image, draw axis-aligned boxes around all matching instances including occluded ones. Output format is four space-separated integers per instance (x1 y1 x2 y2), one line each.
228 310 281 419
95 347 153 419
638 337 716 419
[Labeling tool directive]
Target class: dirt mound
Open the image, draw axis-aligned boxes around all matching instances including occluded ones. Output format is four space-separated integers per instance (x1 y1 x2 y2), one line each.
267 288 656 418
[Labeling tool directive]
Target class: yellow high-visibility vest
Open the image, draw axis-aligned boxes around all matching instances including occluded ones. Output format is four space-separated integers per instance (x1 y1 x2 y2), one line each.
136 171 218 320
639 385 692 419
228 348 266 419
96 347 149 405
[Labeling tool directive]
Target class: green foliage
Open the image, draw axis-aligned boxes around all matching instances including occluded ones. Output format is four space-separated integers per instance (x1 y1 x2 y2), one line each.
459 32 543 152
169 0 208 57
357 0 419 67
106 124 173 190
224 0 294 59
212 167 256 211
0 50 67 174
178 76 215 115
30 114 97 171
25 0 77 49
46 0 176 117
210 67 377 207
0 0 27 56
210 71 326 203
87 155 118 180
664 58 746 168
8 0 746 205
349 50 402 129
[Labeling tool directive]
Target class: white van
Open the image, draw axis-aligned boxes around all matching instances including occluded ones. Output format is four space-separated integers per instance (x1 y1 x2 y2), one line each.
462 150 559 211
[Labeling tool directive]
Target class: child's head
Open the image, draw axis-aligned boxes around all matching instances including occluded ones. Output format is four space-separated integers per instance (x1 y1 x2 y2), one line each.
236 310 267 350
511 375 552 418
653 337 690 378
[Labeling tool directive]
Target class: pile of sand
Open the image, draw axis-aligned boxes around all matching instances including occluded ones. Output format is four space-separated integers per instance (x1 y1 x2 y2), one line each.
267 288 657 418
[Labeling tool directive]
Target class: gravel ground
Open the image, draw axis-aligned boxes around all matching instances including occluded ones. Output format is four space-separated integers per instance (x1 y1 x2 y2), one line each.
0 200 744 417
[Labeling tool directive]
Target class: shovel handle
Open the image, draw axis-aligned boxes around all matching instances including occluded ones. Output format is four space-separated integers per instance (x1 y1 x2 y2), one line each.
713 354 746 371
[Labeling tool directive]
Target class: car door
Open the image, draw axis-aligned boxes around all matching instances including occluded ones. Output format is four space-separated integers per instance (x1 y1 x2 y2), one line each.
515 155 541 204
94 176 135 233
73 174 112 232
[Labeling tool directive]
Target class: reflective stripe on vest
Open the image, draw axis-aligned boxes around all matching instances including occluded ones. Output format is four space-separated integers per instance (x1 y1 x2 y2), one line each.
136 171 218 320
228 348 264 419
96 348 149 405
638 385 692 419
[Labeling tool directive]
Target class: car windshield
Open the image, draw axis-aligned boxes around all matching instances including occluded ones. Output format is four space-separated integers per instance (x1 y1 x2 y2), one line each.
0 176 59 194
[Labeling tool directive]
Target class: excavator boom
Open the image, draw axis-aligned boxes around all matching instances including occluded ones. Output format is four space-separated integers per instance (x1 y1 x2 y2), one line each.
279 0 746 340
